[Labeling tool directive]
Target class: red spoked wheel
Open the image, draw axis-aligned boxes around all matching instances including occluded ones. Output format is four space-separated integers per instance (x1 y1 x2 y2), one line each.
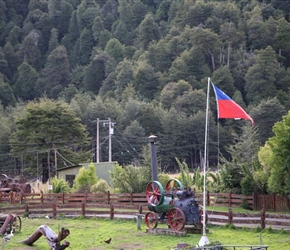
145 181 164 206
168 207 186 231
165 179 184 194
197 205 209 227
144 212 158 229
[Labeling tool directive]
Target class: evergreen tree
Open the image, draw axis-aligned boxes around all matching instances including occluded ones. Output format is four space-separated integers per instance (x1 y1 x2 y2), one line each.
134 61 160 101
0 73 16 107
245 46 278 104
104 38 124 63
79 27 95 64
10 98 90 181
137 13 160 49
42 45 71 99
21 30 42 70
99 0 118 31
250 97 286 145
83 51 108 95
47 28 59 54
14 62 39 101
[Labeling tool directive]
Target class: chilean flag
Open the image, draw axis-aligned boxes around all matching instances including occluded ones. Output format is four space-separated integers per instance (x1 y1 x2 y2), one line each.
212 83 254 126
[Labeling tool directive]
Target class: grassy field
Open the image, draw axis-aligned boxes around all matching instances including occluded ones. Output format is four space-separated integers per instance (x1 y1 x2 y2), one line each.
2 216 290 250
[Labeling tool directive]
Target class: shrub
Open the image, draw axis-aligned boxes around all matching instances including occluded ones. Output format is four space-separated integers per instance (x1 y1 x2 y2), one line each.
50 177 71 193
73 163 98 192
110 164 151 193
91 179 110 193
157 173 170 187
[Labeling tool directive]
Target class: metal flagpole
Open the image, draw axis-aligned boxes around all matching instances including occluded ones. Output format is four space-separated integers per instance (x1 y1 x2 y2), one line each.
198 77 211 247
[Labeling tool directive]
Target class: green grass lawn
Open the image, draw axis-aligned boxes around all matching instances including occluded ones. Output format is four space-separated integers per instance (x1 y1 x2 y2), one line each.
2 216 290 250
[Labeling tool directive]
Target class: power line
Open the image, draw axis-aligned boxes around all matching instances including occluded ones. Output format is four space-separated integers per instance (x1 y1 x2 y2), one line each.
112 135 140 160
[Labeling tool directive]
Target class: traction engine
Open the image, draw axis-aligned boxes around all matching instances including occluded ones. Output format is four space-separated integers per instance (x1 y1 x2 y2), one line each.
144 179 208 231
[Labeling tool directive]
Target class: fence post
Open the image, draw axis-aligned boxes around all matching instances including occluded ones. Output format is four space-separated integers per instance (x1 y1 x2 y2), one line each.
0 192 2 203
82 202 85 216
25 203 29 214
19 192 24 204
138 205 143 214
206 191 210 206
273 194 276 212
62 193 65 205
53 203 57 218
107 190 110 204
85 191 87 203
40 191 44 204
9 192 15 204
229 191 232 207
253 191 257 210
130 192 133 203
228 207 233 225
110 204 114 220
261 208 265 229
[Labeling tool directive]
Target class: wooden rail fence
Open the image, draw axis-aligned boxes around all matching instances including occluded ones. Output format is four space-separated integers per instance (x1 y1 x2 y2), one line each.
1 201 289 230
0 190 289 212
0 191 254 207
0 191 290 229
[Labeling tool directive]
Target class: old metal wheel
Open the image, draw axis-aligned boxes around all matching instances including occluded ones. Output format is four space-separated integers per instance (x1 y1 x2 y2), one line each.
145 181 164 206
165 179 184 194
168 207 186 231
8 215 22 233
144 212 158 229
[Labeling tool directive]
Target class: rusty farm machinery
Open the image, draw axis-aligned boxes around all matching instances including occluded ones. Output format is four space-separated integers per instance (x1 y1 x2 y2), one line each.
0 174 33 194
144 179 208 232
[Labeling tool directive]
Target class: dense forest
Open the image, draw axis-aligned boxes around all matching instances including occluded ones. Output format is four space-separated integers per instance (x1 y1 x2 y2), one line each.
1 0 290 193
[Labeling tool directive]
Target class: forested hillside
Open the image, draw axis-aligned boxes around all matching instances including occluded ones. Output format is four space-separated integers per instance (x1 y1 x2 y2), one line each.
1 0 290 183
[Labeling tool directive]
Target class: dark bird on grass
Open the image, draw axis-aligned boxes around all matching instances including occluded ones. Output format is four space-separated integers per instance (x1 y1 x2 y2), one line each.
104 238 111 244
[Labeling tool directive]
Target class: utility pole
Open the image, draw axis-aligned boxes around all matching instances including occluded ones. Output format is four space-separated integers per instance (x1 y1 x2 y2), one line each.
108 118 112 162
96 118 100 163
96 118 115 163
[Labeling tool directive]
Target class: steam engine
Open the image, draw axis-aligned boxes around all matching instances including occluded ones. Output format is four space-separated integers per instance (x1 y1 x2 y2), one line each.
145 179 206 231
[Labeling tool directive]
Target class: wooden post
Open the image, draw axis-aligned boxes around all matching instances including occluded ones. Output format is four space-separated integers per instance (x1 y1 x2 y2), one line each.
0 192 2 203
273 194 276 212
261 208 265 229
84 191 87 203
9 192 13 204
228 207 233 225
138 205 142 214
130 192 133 203
40 191 44 204
107 190 110 204
229 191 232 207
81 202 85 216
19 191 24 204
62 192 65 205
53 203 57 218
25 204 29 214
206 190 210 206
110 204 114 220
253 191 257 210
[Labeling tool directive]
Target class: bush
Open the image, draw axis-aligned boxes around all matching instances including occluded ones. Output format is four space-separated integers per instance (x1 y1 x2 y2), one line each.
73 163 98 192
110 164 151 193
91 179 110 193
50 177 71 193
157 173 170 187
